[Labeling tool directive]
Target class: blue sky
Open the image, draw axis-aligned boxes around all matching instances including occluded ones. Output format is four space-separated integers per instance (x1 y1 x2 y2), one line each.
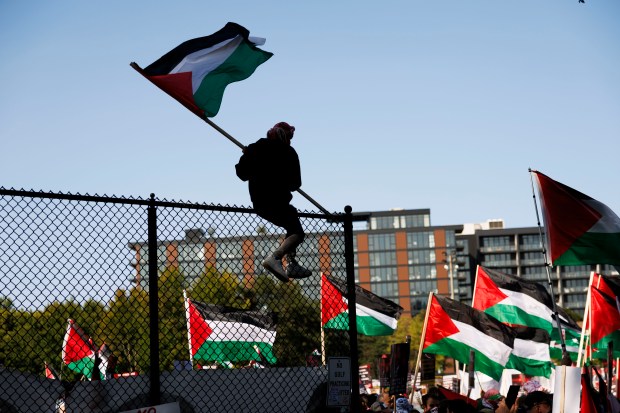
1 1 619 228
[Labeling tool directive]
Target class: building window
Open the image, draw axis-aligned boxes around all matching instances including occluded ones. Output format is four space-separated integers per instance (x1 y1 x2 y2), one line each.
372 282 399 300
369 266 398 282
403 214 430 228
409 279 437 296
409 265 437 279
483 253 514 267
519 234 541 250
520 251 545 266
369 251 397 266
368 234 396 251
408 250 436 265
407 232 435 249
481 236 513 250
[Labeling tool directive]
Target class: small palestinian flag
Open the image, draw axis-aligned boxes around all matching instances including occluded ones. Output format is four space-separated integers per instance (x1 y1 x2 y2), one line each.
473 266 555 331
185 294 277 365
506 326 553 378
321 273 403 336
423 294 515 381
62 319 98 379
532 170 620 266
589 286 620 357
593 273 620 302
132 22 272 118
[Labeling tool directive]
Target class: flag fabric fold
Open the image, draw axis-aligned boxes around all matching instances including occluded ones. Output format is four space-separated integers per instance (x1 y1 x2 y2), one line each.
185 296 277 365
422 294 515 381
532 170 620 266
321 273 403 336
133 22 273 118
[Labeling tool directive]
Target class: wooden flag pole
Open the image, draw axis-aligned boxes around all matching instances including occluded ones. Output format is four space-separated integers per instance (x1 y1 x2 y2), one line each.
130 62 332 216
410 292 434 404
182 290 194 369
577 273 594 367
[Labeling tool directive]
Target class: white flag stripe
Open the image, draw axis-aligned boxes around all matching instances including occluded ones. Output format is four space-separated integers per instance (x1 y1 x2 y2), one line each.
170 36 242 93
453 320 512 366
343 298 398 329
498 288 554 323
208 320 275 345
512 338 551 361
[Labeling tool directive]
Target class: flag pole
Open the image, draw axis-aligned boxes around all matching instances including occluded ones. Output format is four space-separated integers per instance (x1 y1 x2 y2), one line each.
131 61 331 216
529 168 570 364
183 290 194 369
203 117 332 215
577 272 594 367
410 292 434 403
320 273 326 366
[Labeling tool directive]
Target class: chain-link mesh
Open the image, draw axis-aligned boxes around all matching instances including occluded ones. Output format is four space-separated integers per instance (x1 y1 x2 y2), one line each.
0 189 354 412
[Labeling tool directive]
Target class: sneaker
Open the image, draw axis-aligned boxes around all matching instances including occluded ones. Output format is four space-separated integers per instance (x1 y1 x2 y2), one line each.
262 254 289 282
286 258 312 279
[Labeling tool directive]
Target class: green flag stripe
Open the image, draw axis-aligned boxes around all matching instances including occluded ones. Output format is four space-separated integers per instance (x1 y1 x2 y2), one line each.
424 338 505 381
193 40 272 117
194 340 276 364
506 354 553 378
323 312 397 336
555 232 620 266
485 304 552 331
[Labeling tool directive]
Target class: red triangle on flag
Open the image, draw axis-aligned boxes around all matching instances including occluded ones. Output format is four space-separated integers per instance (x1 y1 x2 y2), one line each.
473 267 509 311
321 273 348 326
62 319 95 364
424 295 460 349
188 300 213 357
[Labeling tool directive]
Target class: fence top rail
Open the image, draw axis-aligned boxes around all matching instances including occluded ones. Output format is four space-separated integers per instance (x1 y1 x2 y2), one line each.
0 187 366 221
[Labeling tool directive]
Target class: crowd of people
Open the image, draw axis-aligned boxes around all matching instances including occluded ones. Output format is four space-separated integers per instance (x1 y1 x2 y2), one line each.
358 386 552 413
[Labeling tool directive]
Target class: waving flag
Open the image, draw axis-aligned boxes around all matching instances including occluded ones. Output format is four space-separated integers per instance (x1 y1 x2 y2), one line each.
532 170 620 266
185 294 277 365
422 294 515 381
132 22 272 118
44 362 60 380
321 273 403 336
473 266 555 331
62 319 98 379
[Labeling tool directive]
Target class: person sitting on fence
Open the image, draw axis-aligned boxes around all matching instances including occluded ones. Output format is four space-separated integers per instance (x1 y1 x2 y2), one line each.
235 121 312 282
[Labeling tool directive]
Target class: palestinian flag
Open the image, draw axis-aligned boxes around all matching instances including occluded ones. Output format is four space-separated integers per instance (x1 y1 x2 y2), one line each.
506 326 553 378
321 273 403 336
132 22 272 118
62 319 98 379
185 295 277 365
589 286 620 357
549 307 583 361
532 170 620 266
423 294 515 381
473 266 555 331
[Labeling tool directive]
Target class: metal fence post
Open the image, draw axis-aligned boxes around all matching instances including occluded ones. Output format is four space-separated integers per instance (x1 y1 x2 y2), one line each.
344 205 361 412
148 193 160 405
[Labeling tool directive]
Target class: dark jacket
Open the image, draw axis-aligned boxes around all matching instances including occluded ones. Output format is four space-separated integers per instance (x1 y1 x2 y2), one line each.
235 138 301 206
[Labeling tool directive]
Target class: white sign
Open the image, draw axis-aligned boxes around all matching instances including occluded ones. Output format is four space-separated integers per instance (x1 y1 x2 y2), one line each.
120 401 181 413
327 357 351 407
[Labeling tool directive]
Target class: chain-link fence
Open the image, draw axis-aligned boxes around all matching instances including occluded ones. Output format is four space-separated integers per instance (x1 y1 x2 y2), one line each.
0 188 361 413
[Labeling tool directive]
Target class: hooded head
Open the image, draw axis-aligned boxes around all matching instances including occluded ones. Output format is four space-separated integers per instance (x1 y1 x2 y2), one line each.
267 121 295 143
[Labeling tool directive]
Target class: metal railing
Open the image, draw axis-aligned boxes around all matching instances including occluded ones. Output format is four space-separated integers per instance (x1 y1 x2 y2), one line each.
0 187 362 413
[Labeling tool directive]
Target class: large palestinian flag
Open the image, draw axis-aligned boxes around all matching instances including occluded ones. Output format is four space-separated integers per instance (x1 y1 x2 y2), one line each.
473 266 555 331
132 22 272 118
321 273 403 336
423 294 515 381
62 319 98 379
589 286 620 358
532 170 620 266
185 295 277 365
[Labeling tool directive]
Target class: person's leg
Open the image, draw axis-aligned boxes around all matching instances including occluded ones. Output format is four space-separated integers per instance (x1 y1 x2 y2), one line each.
255 204 311 280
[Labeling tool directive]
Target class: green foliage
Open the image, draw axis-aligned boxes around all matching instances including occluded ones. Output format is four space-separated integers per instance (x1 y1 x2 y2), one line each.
0 265 325 378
